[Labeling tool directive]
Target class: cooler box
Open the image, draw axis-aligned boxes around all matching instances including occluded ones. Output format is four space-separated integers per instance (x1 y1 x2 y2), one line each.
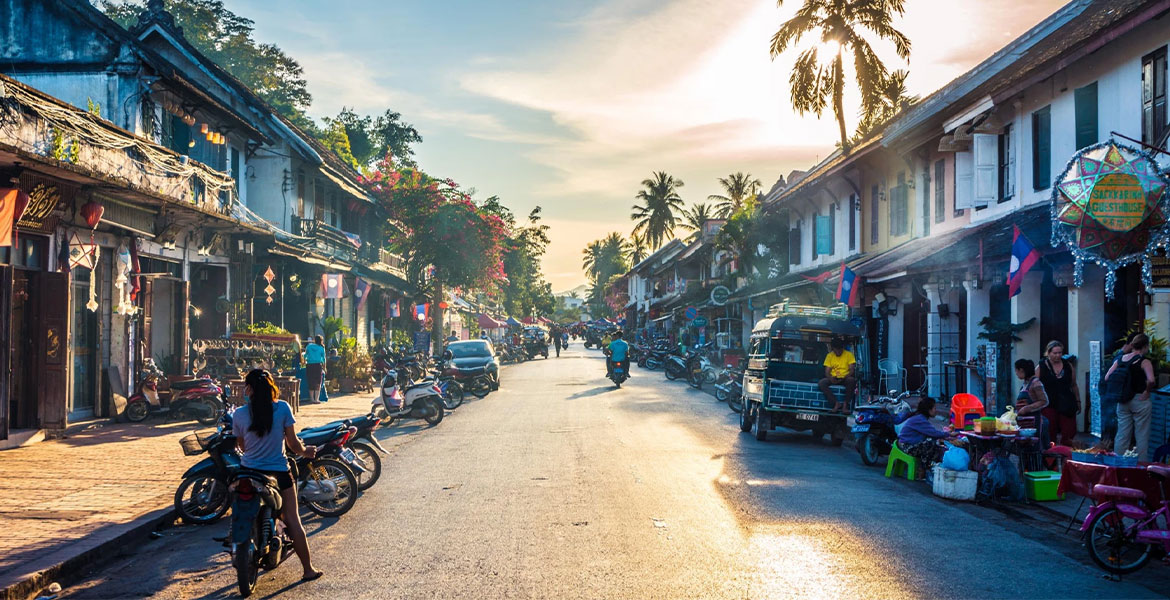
932 466 978 501
1024 471 1064 501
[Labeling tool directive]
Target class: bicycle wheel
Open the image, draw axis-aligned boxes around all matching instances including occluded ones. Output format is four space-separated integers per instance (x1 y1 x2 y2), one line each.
442 380 465 409
1086 507 1152 574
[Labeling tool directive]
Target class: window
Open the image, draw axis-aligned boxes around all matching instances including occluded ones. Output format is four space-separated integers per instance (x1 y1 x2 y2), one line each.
1143 48 1167 147
848 194 856 251
954 150 972 216
1031 106 1052 191
890 172 908 237
998 123 1014 202
1074 82 1098 150
815 213 832 256
870 185 879 245
934 160 946 223
829 202 836 255
296 172 306 218
312 179 323 221
789 220 802 265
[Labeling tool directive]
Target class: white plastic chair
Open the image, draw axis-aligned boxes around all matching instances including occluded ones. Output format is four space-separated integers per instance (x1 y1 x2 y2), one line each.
878 359 906 395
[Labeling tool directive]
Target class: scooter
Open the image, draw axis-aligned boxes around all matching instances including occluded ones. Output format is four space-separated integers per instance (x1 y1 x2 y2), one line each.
853 392 912 466
374 368 445 427
605 349 629 388
713 366 744 413
126 359 224 426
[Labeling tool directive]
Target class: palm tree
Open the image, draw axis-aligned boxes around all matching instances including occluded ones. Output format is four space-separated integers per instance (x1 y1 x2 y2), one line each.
631 171 685 249
581 240 604 282
708 173 762 218
769 0 911 150
855 69 919 138
628 232 649 264
680 202 716 237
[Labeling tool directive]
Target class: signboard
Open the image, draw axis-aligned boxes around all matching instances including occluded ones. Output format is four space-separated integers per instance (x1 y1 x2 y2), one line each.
412 331 431 354
692 316 708 327
1152 253 1170 290
683 306 697 320
1089 340 1102 437
709 285 730 306
16 183 61 232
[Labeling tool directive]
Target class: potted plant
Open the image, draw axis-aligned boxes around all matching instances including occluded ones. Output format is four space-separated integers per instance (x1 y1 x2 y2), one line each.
336 337 371 393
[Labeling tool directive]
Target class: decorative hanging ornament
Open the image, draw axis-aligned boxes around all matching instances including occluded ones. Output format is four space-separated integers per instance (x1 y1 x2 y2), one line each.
1050 140 1170 298
263 265 277 305
79 200 104 229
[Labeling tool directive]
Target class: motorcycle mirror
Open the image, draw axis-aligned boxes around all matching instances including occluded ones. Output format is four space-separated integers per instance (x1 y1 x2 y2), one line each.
442 350 453 361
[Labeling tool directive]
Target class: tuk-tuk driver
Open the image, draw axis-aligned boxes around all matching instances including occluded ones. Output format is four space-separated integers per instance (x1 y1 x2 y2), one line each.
819 337 857 413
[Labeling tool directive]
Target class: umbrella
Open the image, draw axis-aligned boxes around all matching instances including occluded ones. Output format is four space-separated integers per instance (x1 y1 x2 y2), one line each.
478 313 504 329
506 316 522 327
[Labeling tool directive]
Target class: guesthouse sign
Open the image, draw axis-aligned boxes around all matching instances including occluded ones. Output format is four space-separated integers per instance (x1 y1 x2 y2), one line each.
1051 141 1170 296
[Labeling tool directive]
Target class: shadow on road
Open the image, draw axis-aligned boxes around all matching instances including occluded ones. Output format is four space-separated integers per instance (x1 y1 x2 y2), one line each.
566 386 617 400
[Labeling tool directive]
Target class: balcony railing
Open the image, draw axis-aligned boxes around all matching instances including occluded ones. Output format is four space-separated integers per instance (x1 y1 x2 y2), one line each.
291 216 362 261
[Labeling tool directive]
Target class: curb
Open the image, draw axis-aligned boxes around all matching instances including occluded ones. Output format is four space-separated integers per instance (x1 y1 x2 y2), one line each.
0 508 176 600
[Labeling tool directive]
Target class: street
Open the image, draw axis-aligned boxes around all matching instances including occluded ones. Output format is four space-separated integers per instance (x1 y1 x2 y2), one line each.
54 348 1162 600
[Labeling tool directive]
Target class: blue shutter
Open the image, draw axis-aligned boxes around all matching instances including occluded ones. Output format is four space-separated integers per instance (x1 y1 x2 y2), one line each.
816 215 832 256
1074 82 1098 150
1032 106 1051 190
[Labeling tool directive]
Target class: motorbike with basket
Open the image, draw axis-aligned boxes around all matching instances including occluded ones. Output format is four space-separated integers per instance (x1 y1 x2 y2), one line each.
1081 464 1170 576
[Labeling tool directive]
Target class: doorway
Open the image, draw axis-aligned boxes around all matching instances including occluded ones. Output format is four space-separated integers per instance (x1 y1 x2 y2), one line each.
70 266 100 420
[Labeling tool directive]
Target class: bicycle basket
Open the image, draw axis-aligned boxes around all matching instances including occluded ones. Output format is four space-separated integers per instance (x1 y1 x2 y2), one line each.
179 431 217 456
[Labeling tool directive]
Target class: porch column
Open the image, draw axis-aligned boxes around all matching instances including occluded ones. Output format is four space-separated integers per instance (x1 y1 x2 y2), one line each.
1011 271 1043 366
964 280 990 404
1068 266 1105 433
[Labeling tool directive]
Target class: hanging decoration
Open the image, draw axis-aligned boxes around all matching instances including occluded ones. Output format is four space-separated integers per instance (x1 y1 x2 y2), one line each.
67 231 101 311
79 199 104 229
113 241 137 315
0 187 31 247
1050 140 1170 297
263 265 276 305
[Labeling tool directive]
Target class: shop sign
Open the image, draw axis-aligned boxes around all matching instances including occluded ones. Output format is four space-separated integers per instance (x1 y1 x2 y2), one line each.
1152 254 1170 291
709 285 730 306
17 183 61 232
692 316 708 327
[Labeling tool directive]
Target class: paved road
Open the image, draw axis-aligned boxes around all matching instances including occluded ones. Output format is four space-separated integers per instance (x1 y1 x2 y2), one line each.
62 348 1165 599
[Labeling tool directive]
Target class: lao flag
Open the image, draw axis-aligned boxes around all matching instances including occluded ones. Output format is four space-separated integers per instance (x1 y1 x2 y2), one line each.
415 303 429 322
320 273 343 299
389 299 401 318
835 264 860 306
354 278 370 311
1007 225 1040 298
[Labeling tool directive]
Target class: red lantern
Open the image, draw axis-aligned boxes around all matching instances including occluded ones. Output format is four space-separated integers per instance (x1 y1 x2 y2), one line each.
438 301 449 309
80 200 103 229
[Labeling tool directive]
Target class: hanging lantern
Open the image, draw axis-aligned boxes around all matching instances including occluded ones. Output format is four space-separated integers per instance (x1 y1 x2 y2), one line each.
200 123 209 134
79 199 103 229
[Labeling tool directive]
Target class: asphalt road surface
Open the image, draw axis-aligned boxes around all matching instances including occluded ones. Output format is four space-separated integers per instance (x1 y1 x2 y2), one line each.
63 347 1165 599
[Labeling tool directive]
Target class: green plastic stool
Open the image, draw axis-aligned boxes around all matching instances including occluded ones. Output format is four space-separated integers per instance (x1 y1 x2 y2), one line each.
885 442 919 480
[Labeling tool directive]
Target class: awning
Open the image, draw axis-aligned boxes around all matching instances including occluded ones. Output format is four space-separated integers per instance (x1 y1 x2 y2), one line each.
651 314 673 323
478 313 505 328
506 316 522 326
268 242 352 271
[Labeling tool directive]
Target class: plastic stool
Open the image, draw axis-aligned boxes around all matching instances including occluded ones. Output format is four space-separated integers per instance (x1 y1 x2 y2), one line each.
885 443 919 480
949 393 985 429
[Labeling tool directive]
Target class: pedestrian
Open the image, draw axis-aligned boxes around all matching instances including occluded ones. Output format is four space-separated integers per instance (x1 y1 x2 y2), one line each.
553 326 562 357
1105 333 1156 461
233 369 324 582
304 335 325 404
1014 359 1051 449
1038 341 1080 447
447 330 459 343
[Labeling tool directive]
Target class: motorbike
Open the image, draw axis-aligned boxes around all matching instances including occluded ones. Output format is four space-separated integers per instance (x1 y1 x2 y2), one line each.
374 368 445 427
228 467 290 597
126 358 225 426
852 392 912 466
643 340 673 370
604 349 629 388
299 415 384 490
713 366 744 413
665 343 711 389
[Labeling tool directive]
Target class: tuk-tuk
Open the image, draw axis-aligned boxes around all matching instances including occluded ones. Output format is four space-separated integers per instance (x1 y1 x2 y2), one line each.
522 326 549 359
740 301 864 445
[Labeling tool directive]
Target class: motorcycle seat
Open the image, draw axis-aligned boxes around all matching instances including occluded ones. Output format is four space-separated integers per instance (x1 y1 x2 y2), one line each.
1148 464 1170 481
170 378 212 390
298 426 344 446
1090 484 1145 503
233 468 279 490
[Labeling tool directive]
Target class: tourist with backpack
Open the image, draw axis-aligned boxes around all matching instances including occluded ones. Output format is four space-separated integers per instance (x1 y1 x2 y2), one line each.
1103 333 1156 461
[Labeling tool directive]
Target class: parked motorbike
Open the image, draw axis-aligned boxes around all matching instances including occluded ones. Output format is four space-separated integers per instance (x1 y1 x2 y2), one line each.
229 468 290 597
713 366 744 413
299 416 384 491
852 392 912 466
665 343 711 389
374 368 445 427
643 342 672 371
126 359 224 426
175 427 238 525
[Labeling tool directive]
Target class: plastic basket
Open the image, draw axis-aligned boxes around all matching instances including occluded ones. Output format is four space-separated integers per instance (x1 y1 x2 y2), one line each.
1024 471 1064 501
1071 451 1105 465
1103 454 1139 468
179 431 216 456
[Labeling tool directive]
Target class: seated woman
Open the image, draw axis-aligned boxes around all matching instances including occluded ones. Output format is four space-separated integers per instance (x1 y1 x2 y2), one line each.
897 397 954 474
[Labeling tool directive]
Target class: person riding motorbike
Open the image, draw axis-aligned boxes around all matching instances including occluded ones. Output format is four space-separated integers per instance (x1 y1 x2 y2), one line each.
606 331 630 378
232 369 324 583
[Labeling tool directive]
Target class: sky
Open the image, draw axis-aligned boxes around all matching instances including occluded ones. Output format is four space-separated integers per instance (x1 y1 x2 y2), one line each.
227 0 1067 292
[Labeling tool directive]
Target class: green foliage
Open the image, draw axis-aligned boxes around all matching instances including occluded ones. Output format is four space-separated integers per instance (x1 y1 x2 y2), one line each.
336 337 370 380
101 0 313 124
68 137 81 163
631 171 685 249
319 120 361 171
321 107 423 169
243 321 291 336
714 199 788 279
50 128 66 161
316 316 349 348
389 329 412 349
976 317 1036 345
708 172 761 218
481 200 556 317
86 98 101 117
1117 319 1169 374
680 202 715 238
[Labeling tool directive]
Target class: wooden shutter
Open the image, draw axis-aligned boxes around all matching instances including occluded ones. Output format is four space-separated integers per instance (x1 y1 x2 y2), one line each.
973 134 998 208
1032 106 1051 190
934 160 946 223
177 280 190 374
954 151 974 210
816 214 832 256
37 271 69 430
0 265 10 440
1074 82 1098 150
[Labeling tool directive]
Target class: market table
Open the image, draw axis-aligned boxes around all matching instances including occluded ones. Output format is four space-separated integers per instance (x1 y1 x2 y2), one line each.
958 430 1044 473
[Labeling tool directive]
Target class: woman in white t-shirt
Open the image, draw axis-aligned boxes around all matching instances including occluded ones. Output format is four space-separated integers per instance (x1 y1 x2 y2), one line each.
233 369 324 582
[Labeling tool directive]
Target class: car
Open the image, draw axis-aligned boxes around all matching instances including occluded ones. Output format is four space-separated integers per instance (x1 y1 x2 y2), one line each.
445 340 501 391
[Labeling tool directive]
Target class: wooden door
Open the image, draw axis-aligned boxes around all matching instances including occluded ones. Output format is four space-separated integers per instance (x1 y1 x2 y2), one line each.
38 271 69 430
177 280 190 374
141 279 153 366
0 265 11 440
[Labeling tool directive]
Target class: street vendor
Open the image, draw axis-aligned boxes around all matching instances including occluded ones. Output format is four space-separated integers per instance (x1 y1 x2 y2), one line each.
897 397 955 473
1015 358 1050 449
818 337 856 412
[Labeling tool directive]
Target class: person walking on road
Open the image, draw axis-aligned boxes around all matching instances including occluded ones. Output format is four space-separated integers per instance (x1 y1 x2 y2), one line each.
553 326 562 357
304 335 325 405
233 369 324 582
1105 333 1156 461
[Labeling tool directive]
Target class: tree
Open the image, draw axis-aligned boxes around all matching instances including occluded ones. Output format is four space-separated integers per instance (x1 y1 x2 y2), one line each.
102 0 314 128
318 120 361 171
628 233 649 264
323 107 424 169
631 171 685 249
708 172 762 218
854 69 918 140
769 0 911 150
681 202 716 238
580 233 631 318
715 199 789 280
483 200 556 318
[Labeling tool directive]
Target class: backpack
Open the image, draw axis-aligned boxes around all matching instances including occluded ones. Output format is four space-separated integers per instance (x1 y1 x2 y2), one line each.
1102 354 1146 405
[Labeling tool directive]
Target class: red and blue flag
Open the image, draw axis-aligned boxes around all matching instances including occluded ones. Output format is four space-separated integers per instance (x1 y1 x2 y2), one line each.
835 263 860 306
354 278 370 311
415 303 429 322
1007 225 1040 298
320 273 344 299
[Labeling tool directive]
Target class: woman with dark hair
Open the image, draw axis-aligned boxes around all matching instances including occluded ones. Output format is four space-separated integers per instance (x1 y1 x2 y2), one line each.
1038 341 1080 446
1015 358 1050 449
1105 333 1156 461
304 335 326 404
232 369 323 582
896 397 954 474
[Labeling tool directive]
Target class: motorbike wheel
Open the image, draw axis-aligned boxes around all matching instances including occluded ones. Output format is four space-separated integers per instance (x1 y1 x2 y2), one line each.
664 365 679 381
858 433 882 466
688 371 703 389
195 398 222 426
715 387 729 403
424 397 445 425
235 535 258 597
470 382 490 399
125 399 150 422
442 381 465 410
350 442 382 490
728 393 743 414
303 458 358 518
739 401 753 432
174 475 230 524
1086 507 1152 575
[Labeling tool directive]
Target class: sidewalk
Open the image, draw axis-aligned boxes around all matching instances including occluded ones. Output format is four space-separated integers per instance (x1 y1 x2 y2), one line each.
0 392 376 600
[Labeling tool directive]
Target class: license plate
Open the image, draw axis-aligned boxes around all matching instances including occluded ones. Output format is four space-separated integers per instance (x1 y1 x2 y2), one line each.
340 448 357 462
852 424 870 433
795 412 819 422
